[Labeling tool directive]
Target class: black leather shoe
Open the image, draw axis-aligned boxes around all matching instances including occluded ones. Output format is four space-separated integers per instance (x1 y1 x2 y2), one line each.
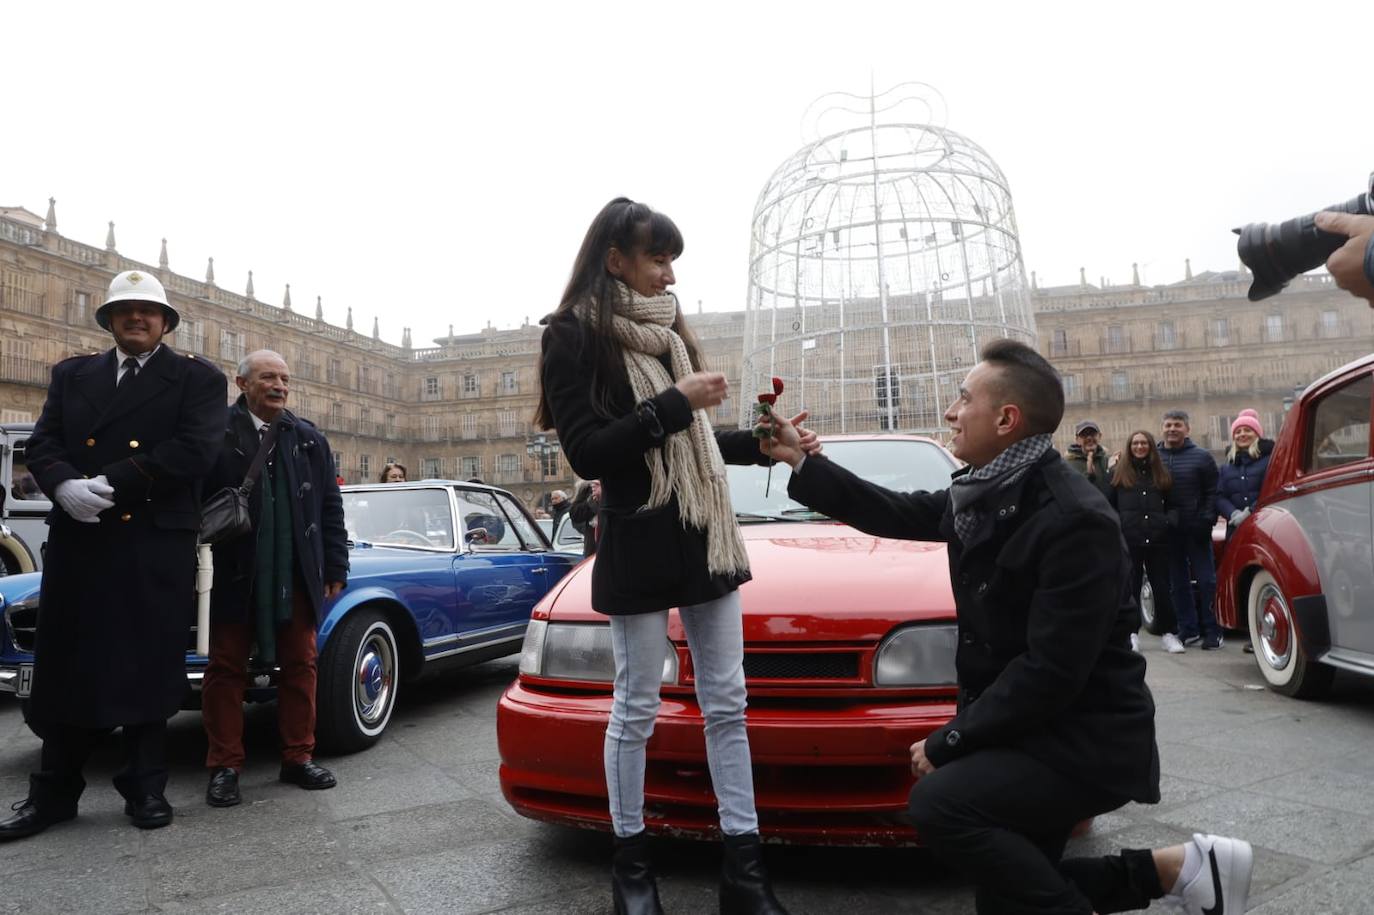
720 832 789 915
279 760 336 790
123 795 173 830
206 768 241 808
0 799 76 841
611 831 664 915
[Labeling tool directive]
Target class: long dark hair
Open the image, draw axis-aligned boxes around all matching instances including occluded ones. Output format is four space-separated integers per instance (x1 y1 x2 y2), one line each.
1111 429 1172 491
534 198 703 429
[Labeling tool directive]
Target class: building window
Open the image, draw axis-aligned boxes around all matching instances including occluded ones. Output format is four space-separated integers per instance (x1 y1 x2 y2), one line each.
384 372 397 399
327 359 340 385
386 414 397 438
497 453 520 476
1050 328 1069 357
1265 314 1284 342
333 451 343 476
1156 320 1176 350
1105 325 1125 354
462 413 479 439
540 449 560 477
501 370 518 394
73 291 90 324
422 458 442 478
499 410 519 437
1211 317 1230 346
330 402 344 429
463 374 479 397
1062 373 1081 403
423 376 440 400
422 415 442 441
359 454 370 479
181 319 206 354
220 329 245 363
1111 371 1130 400
461 456 482 479
1320 310 1340 338
358 365 370 392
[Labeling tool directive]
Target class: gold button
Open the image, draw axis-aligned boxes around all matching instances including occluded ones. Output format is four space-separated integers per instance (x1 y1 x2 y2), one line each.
86 438 96 446
120 513 132 522
129 440 140 449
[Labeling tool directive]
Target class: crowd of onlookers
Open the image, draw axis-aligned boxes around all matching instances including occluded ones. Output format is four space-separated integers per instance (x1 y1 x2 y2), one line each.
1066 409 1273 653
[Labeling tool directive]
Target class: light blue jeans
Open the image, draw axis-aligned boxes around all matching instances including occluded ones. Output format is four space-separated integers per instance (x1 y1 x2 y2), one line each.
604 590 759 838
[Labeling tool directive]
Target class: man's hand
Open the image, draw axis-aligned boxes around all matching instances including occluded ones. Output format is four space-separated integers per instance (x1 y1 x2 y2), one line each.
54 476 115 523
324 581 345 599
675 372 730 410
756 411 810 467
910 738 935 777
1315 211 1374 305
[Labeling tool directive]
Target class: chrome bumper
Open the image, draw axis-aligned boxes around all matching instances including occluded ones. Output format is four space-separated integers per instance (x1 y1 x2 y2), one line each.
0 667 15 693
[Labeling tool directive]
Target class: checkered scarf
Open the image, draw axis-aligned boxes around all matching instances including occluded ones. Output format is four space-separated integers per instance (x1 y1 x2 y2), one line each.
949 434 1054 543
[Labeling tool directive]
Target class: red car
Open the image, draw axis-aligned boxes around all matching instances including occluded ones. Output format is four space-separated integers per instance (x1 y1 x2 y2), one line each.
497 435 960 846
1216 353 1374 697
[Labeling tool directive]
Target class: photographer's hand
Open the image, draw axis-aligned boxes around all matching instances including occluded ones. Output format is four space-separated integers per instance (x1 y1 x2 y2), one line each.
1314 211 1374 306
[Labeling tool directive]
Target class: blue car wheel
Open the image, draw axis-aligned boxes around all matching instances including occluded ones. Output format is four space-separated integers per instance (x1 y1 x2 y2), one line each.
316 608 400 753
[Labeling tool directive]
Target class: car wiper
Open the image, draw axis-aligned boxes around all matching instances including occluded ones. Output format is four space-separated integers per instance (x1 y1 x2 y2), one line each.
734 512 789 523
779 508 831 520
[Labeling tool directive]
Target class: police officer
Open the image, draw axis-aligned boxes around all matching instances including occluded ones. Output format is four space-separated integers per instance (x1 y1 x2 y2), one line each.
0 270 226 839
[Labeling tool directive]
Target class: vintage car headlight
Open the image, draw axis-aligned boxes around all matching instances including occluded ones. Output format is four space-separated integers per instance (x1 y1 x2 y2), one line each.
873 624 958 687
519 620 677 684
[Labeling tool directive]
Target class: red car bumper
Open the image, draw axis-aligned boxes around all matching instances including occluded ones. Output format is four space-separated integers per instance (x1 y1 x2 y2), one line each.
496 679 957 846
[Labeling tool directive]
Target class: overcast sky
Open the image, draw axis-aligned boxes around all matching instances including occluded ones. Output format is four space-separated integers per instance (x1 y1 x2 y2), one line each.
7 1 1373 348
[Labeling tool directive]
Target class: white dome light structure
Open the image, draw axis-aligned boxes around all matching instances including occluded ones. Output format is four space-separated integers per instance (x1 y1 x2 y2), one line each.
742 83 1037 436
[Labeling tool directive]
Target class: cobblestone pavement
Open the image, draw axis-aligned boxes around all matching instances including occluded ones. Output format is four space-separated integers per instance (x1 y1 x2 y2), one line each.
1 639 1371 913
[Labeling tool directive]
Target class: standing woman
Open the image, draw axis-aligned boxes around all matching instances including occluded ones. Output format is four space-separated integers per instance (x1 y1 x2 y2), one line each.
1217 410 1273 538
1109 431 1181 654
536 199 804 915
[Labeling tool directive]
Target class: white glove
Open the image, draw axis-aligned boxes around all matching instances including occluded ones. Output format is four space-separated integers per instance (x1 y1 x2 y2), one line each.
1229 508 1251 527
54 475 115 523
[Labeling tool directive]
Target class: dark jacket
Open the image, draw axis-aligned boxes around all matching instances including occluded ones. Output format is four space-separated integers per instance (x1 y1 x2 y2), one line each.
540 312 769 614
1216 439 1275 520
1158 437 1219 535
1065 443 1113 501
205 398 349 625
567 485 600 558
1108 461 1177 551
788 449 1160 804
25 346 226 726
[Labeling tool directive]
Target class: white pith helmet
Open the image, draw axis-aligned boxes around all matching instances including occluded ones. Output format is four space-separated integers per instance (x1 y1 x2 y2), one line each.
97 270 179 332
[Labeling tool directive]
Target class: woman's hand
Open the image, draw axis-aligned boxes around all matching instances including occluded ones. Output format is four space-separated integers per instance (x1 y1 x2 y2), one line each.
675 372 729 410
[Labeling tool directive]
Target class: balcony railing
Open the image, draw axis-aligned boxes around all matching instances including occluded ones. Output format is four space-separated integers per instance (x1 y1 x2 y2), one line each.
0 356 52 386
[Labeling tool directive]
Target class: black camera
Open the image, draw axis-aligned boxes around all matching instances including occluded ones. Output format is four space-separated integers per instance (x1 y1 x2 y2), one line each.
1235 173 1374 301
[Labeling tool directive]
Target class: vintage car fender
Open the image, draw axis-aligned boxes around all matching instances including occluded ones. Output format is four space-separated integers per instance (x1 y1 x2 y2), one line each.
1215 504 1322 630
317 584 417 655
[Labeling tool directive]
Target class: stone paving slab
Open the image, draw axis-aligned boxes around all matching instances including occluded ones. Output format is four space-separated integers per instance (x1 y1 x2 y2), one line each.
5 638 1374 912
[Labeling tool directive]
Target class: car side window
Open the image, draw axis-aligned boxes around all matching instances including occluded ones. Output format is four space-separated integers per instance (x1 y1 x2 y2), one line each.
11 442 42 501
492 492 546 550
1304 374 1372 474
456 490 521 549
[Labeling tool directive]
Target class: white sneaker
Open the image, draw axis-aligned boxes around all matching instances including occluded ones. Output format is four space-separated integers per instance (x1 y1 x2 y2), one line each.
1176 833 1254 915
1129 633 1141 652
1161 633 1186 654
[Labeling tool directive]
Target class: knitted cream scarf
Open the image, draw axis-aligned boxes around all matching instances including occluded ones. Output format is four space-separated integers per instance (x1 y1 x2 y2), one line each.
581 282 750 577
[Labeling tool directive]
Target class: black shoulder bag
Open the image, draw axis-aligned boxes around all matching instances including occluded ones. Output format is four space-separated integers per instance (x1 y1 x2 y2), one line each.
199 420 280 544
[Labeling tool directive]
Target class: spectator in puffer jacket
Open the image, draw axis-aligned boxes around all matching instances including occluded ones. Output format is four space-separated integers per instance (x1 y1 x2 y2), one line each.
1109 430 1181 654
1158 410 1222 650
1217 410 1274 538
1065 420 1113 501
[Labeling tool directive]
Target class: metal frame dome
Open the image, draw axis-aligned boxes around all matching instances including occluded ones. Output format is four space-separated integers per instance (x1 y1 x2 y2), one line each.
742 83 1037 435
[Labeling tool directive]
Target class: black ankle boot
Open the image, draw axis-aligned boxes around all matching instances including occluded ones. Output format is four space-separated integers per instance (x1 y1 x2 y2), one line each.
720 833 789 915
612 831 664 915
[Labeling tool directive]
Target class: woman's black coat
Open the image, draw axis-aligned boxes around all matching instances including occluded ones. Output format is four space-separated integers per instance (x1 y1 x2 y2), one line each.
1108 464 1177 551
205 398 349 626
540 313 769 614
788 449 1160 805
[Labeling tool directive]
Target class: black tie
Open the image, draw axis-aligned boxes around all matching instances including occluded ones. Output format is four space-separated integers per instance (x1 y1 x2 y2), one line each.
118 356 139 388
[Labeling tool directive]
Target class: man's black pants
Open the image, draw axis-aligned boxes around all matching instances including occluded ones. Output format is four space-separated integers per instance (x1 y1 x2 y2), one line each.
908 748 1164 914
29 720 168 808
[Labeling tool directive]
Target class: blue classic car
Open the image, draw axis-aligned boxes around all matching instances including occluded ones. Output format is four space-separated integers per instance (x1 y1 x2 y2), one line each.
0 481 579 753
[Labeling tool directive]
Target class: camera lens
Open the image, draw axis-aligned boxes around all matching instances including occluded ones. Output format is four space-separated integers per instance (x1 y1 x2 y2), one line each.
1236 175 1374 301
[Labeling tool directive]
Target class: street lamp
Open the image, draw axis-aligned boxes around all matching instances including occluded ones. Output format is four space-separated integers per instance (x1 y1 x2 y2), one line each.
526 432 561 509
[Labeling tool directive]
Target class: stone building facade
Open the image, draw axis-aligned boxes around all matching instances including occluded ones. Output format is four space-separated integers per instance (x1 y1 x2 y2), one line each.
3 204 1370 516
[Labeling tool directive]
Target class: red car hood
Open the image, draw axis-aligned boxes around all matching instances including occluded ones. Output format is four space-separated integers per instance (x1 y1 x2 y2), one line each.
545 521 955 643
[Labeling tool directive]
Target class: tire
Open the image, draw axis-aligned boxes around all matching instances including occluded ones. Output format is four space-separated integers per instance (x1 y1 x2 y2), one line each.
315 608 401 754
1139 578 1168 636
0 535 35 576
1247 571 1334 699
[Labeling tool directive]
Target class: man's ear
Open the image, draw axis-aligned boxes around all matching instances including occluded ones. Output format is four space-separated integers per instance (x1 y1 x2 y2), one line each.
234 375 249 394
997 403 1024 438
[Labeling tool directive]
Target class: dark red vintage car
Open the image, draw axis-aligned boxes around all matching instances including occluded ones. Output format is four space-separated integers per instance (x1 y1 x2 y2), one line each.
1216 353 1374 697
497 435 960 846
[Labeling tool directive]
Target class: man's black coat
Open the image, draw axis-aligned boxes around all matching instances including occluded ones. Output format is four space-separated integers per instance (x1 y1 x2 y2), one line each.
789 449 1160 804
24 346 226 727
205 398 349 626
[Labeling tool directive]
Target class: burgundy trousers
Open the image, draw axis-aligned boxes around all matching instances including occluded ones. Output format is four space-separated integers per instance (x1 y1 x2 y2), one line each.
202 587 318 769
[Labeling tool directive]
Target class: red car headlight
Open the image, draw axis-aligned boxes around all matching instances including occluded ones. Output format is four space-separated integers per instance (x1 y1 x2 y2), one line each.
519 620 678 685
873 624 958 687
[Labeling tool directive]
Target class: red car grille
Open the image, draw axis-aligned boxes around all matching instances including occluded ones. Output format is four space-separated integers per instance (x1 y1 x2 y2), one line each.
742 652 860 680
